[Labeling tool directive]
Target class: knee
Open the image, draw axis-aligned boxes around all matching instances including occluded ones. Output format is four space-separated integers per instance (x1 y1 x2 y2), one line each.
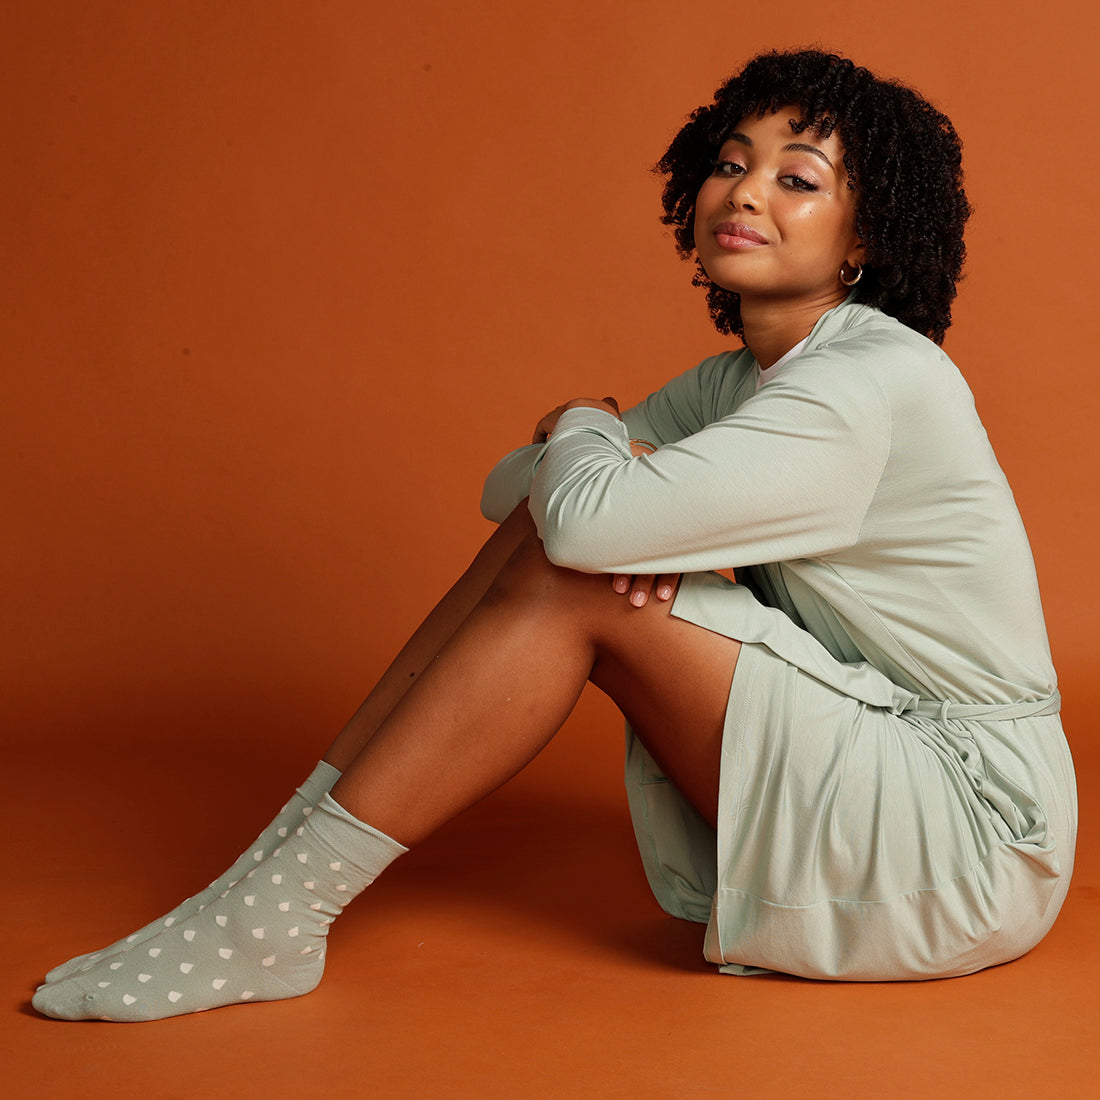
483 529 595 608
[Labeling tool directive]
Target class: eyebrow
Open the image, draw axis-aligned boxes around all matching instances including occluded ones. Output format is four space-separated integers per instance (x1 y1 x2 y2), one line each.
722 132 835 171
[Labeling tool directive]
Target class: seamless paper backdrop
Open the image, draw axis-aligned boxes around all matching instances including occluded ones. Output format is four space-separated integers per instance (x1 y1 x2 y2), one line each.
5 0 1096 766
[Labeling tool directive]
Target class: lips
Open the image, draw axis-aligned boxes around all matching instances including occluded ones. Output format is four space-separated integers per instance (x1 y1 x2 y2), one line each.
712 221 768 248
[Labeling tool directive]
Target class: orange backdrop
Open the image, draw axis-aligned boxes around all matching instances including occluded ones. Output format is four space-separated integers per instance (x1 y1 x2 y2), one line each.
4 2 1097 1096
5 1 1097 760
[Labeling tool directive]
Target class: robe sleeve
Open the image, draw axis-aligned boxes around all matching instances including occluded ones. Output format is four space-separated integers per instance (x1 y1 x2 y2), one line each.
479 355 729 523
529 356 892 575
480 443 543 522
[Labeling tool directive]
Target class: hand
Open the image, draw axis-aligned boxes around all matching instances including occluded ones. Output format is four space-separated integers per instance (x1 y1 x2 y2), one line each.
611 573 681 608
533 396 620 444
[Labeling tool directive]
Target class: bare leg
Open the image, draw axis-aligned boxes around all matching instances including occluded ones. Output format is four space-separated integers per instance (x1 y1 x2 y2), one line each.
324 503 535 770
332 519 740 844
36 505 533 987
34 514 741 1021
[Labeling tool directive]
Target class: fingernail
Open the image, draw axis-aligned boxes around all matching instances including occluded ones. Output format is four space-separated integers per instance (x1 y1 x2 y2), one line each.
657 585 672 600
631 592 646 607
613 577 629 593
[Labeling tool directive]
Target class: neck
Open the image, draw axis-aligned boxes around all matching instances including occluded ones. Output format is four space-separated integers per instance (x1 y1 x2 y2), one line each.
741 290 848 368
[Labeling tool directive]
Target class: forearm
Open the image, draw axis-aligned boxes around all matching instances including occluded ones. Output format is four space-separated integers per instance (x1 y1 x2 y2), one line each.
529 393 884 576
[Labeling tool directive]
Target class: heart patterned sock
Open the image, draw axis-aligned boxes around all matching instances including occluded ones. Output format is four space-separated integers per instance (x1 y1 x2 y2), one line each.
33 793 406 1021
41 761 342 985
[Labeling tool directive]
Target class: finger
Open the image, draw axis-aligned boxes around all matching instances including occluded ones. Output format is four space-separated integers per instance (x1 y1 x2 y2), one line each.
532 407 562 443
628 574 656 608
602 396 621 414
654 574 681 601
612 574 631 594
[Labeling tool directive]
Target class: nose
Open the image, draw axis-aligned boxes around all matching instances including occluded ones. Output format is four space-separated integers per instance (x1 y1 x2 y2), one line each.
725 172 762 212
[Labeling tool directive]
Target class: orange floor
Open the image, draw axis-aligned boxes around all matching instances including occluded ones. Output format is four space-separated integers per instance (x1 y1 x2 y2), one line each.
6 683 1096 1099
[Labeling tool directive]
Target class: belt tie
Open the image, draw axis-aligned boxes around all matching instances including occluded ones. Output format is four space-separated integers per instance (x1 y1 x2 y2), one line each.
904 690 1061 723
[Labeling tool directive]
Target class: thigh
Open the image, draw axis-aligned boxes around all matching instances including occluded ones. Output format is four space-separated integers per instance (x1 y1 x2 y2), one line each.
585 587 741 831
489 529 742 828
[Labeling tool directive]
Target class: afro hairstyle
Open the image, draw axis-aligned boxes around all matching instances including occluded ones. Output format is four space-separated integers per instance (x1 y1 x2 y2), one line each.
656 49 971 344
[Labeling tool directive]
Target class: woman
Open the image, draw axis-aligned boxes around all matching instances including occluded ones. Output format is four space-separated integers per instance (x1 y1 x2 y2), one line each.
34 49 1076 1020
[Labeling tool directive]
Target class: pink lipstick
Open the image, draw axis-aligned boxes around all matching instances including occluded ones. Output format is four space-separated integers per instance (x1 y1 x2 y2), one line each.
713 222 768 249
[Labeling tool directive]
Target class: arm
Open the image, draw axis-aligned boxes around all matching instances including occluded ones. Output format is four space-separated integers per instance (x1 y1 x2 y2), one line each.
529 361 891 575
480 444 543 523
480 397 622 522
480 355 730 523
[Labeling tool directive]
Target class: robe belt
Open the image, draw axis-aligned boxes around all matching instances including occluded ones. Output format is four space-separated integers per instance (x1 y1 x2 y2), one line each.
903 690 1061 723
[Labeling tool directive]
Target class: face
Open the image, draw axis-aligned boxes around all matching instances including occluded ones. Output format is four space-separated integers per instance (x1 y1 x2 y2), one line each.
693 108 864 311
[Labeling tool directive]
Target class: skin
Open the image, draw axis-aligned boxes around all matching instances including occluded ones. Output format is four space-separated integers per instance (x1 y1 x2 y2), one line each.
693 108 865 367
327 503 736 840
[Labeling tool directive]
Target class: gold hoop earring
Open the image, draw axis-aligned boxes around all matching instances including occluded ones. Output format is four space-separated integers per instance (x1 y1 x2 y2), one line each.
840 262 863 287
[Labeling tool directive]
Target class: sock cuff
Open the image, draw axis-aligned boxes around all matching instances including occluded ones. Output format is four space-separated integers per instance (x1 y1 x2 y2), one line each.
308 793 408 883
297 760 342 803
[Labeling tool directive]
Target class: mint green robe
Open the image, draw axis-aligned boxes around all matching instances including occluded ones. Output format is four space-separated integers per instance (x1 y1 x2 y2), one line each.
482 300 1076 980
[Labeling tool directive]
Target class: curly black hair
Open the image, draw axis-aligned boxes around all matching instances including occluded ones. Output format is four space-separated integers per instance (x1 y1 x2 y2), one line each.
657 49 971 345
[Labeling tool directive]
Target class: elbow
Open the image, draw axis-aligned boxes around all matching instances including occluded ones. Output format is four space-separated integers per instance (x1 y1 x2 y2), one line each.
479 488 506 524
537 520 612 573
531 478 631 572
481 480 526 525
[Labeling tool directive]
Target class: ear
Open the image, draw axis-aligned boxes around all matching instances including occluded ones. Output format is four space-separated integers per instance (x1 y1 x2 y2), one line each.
846 239 867 269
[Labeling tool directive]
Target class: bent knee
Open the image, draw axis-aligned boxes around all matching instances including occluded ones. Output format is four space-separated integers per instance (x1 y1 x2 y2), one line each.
483 530 601 607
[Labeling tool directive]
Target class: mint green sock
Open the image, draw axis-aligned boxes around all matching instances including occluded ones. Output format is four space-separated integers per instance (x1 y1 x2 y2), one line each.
33 794 406 1022
41 761 342 986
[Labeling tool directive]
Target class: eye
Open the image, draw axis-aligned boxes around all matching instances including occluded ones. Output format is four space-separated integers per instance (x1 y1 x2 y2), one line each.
712 160 745 178
780 174 819 193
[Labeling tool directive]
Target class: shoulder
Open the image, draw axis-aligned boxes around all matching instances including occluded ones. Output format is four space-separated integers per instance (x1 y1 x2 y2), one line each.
692 347 756 390
792 304 992 467
805 302 956 379
791 302 968 411
639 347 756 424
